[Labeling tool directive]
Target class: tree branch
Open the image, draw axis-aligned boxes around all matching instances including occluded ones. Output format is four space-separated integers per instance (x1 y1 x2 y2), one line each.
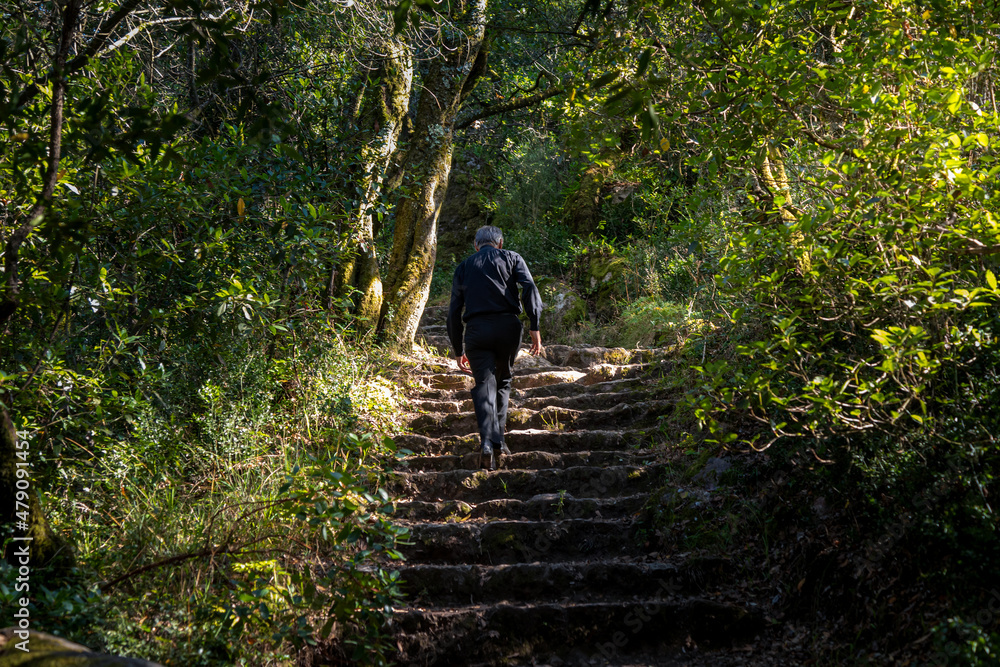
98 537 282 592
456 86 565 130
1 0 81 329
97 15 189 58
775 95 845 152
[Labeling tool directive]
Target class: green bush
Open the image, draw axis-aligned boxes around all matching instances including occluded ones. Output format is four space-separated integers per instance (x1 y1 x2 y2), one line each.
931 617 1000 666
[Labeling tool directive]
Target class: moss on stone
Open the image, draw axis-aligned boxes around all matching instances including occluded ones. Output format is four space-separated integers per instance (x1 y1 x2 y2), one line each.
586 253 628 319
536 277 588 339
0 628 161 666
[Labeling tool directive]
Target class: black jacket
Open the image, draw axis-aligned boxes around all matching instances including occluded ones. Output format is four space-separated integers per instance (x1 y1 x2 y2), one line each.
446 246 543 356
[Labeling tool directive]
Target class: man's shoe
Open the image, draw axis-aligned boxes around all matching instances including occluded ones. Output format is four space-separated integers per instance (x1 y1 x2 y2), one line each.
480 442 495 471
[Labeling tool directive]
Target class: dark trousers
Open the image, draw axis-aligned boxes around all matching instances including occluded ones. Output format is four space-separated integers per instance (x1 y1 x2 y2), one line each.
464 313 522 448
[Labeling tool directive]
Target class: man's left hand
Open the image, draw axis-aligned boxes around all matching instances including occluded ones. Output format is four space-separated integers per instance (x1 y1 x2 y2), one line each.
529 330 544 356
456 354 471 374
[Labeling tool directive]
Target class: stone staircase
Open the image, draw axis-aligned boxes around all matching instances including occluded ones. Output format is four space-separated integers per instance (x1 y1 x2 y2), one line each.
387 306 765 666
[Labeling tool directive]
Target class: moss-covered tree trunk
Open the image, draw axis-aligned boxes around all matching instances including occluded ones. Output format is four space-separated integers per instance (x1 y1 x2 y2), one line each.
757 145 811 273
563 148 622 236
334 39 413 330
378 1 489 349
1 409 71 568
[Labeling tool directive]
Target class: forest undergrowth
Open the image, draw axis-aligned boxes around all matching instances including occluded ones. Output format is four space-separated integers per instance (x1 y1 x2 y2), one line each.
1 321 412 665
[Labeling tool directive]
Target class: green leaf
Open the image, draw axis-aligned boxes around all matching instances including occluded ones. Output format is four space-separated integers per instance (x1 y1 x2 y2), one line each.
590 71 620 90
987 270 997 291
636 47 653 78
946 90 962 114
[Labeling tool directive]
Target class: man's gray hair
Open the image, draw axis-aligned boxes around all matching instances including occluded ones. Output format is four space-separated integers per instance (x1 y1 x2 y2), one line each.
474 225 503 249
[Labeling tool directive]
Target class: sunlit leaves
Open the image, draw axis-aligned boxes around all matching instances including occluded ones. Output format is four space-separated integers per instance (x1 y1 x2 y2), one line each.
616 0 1000 449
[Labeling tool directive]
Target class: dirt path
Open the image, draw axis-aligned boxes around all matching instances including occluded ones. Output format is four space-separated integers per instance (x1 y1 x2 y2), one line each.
385 307 769 666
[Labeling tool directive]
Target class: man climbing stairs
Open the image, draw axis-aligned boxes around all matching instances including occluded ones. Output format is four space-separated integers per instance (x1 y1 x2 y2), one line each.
385 306 765 666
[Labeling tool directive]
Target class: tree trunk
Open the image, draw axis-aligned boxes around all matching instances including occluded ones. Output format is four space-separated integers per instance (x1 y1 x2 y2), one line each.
1 408 72 568
1 0 81 571
758 145 811 274
335 39 413 330
563 148 622 236
378 1 489 349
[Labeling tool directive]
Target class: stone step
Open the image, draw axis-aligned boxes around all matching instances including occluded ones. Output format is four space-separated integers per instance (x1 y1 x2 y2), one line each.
409 390 657 422
511 363 579 376
391 598 765 665
543 345 668 369
414 377 649 402
420 373 474 391
398 518 639 564
516 389 657 412
394 429 653 456
406 400 674 438
418 334 452 351
512 369 589 389
392 463 667 504
418 361 669 392
392 493 649 522
420 323 448 335
403 360 455 375
417 368 595 392
396 558 734 605
399 449 655 472
516 376 649 399
418 370 584 392
580 361 670 385
409 397 469 414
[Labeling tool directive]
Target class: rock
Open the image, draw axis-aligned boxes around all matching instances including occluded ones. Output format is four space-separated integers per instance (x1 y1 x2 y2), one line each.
0 628 163 666
693 456 732 491
535 277 587 336
586 253 628 319
513 349 554 369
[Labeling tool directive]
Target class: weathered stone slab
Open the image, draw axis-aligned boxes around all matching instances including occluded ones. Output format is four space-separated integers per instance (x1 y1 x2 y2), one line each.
513 369 587 389
394 429 653 456
393 493 648 522
400 518 640 564
392 599 765 665
391 463 669 504
399 449 654 473
397 559 734 604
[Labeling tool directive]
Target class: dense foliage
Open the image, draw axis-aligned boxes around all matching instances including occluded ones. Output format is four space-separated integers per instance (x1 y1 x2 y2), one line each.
0 1 410 663
2 0 999 662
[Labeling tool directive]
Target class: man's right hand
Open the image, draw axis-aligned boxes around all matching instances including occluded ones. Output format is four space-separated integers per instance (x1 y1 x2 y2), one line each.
529 330 544 356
